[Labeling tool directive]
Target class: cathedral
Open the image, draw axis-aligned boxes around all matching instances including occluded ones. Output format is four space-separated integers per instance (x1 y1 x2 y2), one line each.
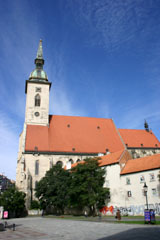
16 41 160 211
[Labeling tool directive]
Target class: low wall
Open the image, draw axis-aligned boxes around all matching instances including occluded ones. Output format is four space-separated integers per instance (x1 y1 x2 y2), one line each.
28 209 42 216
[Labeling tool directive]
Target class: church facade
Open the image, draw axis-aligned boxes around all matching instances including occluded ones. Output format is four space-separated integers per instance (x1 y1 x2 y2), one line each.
16 41 160 212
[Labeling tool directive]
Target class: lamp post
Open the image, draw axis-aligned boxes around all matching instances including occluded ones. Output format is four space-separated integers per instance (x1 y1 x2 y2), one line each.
143 182 149 210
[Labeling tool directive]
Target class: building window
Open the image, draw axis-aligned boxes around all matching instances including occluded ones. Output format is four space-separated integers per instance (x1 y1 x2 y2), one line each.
56 161 62 166
36 87 41 92
127 191 132 197
150 173 155 182
76 159 80 163
140 175 145 183
152 188 157 196
35 160 39 175
50 159 53 168
35 181 38 189
126 177 131 185
69 159 73 164
35 94 41 107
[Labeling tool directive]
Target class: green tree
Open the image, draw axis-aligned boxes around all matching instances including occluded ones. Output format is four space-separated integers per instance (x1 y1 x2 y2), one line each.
68 158 109 216
0 186 26 218
35 164 70 214
30 200 40 209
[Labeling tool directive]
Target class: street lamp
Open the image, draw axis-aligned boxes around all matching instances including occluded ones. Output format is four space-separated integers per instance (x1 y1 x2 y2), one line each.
143 182 149 210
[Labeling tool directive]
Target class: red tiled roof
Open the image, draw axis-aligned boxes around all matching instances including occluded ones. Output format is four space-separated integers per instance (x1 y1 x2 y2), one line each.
25 115 124 153
118 129 160 148
99 149 125 166
69 149 127 169
121 153 160 175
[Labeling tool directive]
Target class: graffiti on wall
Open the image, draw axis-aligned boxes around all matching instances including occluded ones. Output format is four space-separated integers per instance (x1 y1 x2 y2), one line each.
100 203 160 216
100 206 114 214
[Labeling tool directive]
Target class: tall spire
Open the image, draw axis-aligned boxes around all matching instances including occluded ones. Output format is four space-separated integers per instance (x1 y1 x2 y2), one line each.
36 39 43 59
28 40 48 82
35 40 44 67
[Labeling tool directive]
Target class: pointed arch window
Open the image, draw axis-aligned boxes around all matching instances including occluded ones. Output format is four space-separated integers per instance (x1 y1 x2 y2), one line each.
35 160 39 175
35 94 41 107
56 161 62 166
69 159 73 164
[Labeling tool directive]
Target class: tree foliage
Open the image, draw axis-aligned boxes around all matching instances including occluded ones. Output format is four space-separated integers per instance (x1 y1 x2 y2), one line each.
68 158 109 215
30 200 40 209
35 164 70 214
0 186 26 218
35 158 110 216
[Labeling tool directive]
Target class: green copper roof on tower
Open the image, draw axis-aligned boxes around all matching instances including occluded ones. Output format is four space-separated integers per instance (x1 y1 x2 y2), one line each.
29 40 48 82
36 39 43 59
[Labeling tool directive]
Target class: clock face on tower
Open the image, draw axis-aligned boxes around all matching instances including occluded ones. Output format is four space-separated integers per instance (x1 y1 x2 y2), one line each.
34 112 40 117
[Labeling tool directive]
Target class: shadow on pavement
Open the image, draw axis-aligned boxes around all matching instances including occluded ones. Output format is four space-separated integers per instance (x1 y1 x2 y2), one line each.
98 227 160 240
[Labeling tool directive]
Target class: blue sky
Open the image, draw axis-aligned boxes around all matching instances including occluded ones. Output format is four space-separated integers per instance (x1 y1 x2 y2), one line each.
0 0 160 180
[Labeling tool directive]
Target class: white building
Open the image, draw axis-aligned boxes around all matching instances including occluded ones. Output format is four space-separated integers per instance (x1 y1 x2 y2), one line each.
99 151 160 216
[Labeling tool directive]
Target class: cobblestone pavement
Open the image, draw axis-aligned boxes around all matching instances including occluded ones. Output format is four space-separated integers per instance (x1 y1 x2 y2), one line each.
0 217 160 240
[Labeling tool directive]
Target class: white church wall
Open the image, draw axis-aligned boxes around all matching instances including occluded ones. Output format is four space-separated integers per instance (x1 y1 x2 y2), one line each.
17 153 96 201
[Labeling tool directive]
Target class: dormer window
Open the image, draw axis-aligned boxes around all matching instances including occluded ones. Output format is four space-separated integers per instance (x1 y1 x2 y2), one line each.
35 94 41 107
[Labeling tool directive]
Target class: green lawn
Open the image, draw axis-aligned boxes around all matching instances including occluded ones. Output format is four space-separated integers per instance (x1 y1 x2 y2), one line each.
42 215 160 225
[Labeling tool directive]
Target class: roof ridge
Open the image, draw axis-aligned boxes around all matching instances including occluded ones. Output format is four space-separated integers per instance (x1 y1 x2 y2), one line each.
49 114 113 120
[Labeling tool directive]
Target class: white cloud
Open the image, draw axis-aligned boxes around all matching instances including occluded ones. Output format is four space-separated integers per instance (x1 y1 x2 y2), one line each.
67 0 157 52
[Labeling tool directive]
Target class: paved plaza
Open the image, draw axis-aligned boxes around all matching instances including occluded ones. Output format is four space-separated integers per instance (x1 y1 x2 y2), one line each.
0 217 160 240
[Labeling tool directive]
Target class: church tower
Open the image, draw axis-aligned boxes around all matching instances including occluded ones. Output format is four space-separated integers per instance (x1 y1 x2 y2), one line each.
25 40 51 126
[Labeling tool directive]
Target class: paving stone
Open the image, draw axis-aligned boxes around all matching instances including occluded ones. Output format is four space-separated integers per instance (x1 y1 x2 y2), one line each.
0 217 160 240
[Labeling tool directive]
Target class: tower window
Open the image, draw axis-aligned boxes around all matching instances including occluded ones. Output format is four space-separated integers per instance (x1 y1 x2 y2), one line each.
35 160 39 175
36 87 41 92
35 94 41 107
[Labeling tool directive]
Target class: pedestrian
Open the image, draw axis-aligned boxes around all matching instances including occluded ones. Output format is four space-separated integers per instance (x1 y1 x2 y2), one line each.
116 209 121 220
42 209 44 217
84 210 88 217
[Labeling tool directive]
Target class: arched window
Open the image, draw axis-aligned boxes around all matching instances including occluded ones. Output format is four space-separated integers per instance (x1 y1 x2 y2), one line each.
69 159 73 164
76 159 80 163
35 160 39 175
35 181 38 189
35 94 41 107
56 161 63 166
